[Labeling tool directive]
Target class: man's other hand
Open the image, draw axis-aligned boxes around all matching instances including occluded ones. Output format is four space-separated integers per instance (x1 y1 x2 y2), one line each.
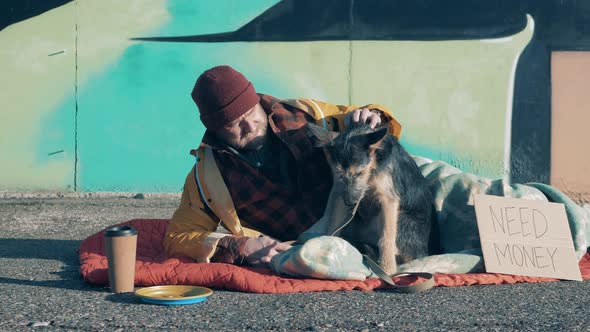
344 107 382 128
238 236 292 268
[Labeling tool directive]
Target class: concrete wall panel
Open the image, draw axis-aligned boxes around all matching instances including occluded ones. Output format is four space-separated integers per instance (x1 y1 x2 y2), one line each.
0 4 76 191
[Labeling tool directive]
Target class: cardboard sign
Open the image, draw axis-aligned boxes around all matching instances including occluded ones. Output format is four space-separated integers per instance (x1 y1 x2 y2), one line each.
474 194 582 281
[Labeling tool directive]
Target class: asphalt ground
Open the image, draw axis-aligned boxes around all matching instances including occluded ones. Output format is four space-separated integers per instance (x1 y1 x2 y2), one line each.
1 196 589 331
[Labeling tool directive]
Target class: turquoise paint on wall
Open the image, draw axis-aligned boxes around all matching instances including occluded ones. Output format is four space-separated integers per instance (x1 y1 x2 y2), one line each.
74 1 281 192
161 0 279 35
75 43 296 192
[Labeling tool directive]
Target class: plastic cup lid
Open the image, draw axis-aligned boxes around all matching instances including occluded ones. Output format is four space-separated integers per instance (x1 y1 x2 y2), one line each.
104 225 137 237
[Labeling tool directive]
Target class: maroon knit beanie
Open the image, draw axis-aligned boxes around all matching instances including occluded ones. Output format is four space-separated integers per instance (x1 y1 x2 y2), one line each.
191 65 260 129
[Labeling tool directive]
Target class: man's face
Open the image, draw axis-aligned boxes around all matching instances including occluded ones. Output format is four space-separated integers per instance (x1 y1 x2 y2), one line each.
214 103 268 150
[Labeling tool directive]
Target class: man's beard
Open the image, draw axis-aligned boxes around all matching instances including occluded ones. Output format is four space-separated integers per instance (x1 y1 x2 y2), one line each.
241 135 267 150
240 124 268 150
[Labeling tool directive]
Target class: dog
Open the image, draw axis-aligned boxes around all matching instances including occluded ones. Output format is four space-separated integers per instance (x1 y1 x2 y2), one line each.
307 123 433 274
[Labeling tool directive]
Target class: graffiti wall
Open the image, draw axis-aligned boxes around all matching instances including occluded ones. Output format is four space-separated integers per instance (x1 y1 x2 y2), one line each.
1 0 588 194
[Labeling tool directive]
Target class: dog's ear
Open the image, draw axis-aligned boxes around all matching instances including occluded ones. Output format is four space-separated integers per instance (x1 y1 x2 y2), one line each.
307 123 336 147
364 126 389 147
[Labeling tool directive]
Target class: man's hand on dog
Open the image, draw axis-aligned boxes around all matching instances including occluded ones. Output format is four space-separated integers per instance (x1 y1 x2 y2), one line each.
344 107 382 128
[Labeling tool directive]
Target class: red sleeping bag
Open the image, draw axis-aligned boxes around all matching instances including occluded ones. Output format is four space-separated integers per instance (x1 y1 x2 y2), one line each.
79 219 590 293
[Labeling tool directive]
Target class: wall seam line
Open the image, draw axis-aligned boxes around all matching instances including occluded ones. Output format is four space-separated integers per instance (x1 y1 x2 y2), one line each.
348 0 354 105
74 0 79 191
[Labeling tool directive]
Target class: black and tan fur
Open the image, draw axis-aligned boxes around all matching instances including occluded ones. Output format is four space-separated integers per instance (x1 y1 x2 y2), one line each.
308 123 433 274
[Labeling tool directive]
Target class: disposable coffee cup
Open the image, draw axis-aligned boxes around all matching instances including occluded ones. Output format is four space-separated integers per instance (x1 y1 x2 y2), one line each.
104 225 138 293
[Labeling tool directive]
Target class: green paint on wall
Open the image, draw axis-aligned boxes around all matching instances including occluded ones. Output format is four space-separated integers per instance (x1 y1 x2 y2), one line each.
0 3 76 191
350 19 533 178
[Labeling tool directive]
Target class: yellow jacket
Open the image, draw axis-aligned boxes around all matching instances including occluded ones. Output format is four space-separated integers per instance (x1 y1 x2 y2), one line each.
164 98 402 262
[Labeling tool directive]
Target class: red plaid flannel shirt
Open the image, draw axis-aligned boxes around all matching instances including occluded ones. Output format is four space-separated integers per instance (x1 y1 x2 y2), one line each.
202 94 333 241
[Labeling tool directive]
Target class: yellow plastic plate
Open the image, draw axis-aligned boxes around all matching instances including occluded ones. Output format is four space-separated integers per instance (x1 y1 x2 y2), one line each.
134 285 213 305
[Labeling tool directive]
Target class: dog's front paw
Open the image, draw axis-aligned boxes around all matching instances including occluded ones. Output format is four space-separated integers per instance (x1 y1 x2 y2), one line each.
379 255 398 275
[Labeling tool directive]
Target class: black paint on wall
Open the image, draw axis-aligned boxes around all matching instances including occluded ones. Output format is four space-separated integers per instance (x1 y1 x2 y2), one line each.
511 40 552 184
511 0 590 184
0 0 72 31
352 0 526 40
133 0 528 42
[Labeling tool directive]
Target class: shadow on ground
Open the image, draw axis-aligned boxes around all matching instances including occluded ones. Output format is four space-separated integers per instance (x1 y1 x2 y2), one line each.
0 238 102 291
